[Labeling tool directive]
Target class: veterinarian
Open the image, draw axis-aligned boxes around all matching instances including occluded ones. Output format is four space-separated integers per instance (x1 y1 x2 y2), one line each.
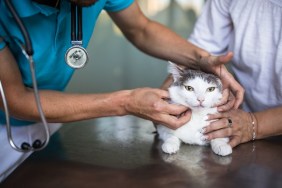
0 0 243 181
190 0 282 149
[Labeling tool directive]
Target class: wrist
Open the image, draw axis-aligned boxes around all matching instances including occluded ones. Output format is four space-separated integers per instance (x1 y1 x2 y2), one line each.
248 112 257 141
193 46 212 70
113 90 132 116
192 44 209 61
177 43 205 69
253 112 259 139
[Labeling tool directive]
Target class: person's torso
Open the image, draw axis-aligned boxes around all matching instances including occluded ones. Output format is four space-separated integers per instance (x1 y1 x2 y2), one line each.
227 0 282 112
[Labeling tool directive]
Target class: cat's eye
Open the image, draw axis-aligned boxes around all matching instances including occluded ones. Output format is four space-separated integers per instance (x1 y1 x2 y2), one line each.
207 87 216 92
184 86 194 91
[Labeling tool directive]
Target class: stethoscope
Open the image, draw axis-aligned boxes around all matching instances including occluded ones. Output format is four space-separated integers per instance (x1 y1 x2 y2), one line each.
65 3 89 69
0 0 50 152
0 0 88 153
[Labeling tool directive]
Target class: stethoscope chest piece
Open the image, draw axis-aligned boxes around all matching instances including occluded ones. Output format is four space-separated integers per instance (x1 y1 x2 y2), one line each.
65 3 88 69
65 45 88 69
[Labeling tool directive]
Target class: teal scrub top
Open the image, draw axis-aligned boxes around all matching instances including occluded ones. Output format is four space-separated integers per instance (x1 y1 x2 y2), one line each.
0 0 134 125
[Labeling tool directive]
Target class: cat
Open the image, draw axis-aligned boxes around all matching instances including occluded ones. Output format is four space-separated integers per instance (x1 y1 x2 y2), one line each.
157 63 232 156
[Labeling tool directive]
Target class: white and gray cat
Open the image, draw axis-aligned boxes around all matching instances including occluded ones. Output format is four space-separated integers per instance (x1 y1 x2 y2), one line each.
157 63 232 156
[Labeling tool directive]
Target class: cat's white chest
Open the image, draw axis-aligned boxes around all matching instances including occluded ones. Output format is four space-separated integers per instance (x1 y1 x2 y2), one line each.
174 108 217 145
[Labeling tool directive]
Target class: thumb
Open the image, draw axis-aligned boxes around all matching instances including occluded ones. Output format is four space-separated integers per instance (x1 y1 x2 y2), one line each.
154 88 170 99
212 52 233 66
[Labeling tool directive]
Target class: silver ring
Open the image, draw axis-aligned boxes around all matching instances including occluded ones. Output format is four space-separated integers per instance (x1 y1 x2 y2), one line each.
227 118 232 128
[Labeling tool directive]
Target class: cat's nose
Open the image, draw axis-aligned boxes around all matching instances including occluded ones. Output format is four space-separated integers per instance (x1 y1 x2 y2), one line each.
197 97 205 103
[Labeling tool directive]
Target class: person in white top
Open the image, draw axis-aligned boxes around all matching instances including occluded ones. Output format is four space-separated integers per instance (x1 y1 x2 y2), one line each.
189 0 282 147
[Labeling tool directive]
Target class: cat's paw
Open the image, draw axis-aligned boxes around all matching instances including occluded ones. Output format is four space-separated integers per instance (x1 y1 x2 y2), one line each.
161 137 180 154
211 141 232 156
162 142 180 154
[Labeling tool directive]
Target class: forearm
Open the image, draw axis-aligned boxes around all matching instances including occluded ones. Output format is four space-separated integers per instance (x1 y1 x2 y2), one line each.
254 107 282 139
0 46 130 123
108 2 206 69
129 20 202 68
7 89 131 123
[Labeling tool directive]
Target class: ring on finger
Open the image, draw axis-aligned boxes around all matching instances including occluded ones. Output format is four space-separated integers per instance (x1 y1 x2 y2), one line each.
227 118 232 128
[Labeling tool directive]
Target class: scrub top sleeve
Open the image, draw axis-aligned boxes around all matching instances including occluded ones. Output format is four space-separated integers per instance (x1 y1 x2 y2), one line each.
0 38 6 50
0 25 7 50
188 0 232 55
104 0 134 12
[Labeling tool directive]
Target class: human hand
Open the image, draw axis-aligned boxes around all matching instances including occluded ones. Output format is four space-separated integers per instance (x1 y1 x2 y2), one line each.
125 88 191 129
214 89 236 112
197 51 244 109
160 75 173 90
203 109 253 148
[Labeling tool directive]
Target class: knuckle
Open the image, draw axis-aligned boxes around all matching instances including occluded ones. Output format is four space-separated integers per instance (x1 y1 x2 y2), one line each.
229 141 236 148
208 133 215 140
170 124 180 130
228 128 233 135
166 119 182 130
228 99 235 104
229 101 235 107
206 123 213 131
175 121 184 128
152 101 162 111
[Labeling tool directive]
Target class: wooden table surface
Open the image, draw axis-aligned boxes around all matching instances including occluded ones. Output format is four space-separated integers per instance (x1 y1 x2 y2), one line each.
2 116 282 188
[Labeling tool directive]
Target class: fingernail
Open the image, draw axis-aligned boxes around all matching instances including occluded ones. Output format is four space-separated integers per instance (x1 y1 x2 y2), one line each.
200 128 206 133
217 107 223 112
200 135 208 141
204 115 209 121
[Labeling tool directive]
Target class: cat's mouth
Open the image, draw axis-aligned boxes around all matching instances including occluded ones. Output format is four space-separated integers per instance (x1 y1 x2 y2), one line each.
192 104 205 108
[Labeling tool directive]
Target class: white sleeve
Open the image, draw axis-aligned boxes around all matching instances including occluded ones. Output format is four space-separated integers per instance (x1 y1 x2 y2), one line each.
189 0 233 55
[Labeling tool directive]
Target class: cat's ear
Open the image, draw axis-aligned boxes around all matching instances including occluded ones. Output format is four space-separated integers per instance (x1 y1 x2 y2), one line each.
168 61 184 81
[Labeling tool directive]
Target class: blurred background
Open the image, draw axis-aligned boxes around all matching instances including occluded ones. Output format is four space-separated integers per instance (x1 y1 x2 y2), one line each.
66 0 205 93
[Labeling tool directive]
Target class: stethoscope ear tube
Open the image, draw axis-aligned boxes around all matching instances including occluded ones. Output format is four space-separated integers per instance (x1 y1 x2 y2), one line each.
4 0 33 56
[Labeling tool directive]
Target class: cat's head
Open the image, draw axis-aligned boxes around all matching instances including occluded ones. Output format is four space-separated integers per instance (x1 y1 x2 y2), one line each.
168 62 222 109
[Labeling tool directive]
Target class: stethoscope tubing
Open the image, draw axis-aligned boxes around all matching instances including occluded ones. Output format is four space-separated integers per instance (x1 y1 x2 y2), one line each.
4 0 33 56
0 0 50 152
71 3 83 42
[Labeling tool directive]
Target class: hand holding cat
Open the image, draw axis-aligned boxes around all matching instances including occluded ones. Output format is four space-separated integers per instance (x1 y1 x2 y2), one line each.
203 109 253 148
196 51 244 109
215 89 236 112
160 74 236 112
125 87 191 129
